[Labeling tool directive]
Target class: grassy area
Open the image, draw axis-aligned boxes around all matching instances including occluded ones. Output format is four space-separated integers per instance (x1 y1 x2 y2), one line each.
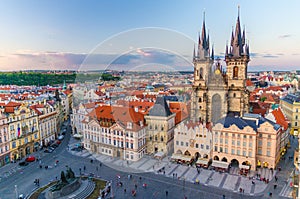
87 178 107 199
28 181 58 199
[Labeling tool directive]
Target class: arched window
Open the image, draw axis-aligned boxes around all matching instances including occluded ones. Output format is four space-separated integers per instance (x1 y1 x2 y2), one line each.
199 97 202 102
233 93 236 98
200 68 203 79
233 66 238 78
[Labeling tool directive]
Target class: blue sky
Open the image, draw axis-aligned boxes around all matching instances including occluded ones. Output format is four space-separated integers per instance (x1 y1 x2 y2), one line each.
0 0 299 71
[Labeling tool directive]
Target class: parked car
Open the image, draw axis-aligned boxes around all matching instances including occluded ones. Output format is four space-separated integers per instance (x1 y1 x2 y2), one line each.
44 148 53 153
56 140 61 145
58 135 64 140
25 156 36 162
51 143 59 148
19 161 29 166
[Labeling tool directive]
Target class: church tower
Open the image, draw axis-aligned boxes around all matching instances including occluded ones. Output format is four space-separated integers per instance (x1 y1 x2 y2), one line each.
225 7 250 116
191 12 214 123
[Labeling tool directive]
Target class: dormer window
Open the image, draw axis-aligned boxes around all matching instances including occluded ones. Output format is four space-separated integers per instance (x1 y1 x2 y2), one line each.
127 122 132 129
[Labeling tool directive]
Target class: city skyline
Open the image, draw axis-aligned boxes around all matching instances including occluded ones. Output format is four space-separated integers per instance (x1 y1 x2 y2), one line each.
0 0 300 71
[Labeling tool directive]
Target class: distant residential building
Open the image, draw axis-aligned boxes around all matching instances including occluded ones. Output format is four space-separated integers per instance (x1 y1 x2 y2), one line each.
280 93 300 135
145 96 176 156
0 113 9 167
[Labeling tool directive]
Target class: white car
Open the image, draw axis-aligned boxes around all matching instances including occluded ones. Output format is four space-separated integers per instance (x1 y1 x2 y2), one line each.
58 135 64 140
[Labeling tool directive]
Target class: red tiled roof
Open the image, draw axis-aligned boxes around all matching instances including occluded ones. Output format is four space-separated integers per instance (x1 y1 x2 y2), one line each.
271 108 289 130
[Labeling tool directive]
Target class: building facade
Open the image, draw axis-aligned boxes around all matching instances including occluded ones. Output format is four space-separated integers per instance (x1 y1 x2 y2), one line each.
0 113 9 166
145 96 176 156
83 105 147 161
174 121 212 159
280 93 300 135
212 114 281 171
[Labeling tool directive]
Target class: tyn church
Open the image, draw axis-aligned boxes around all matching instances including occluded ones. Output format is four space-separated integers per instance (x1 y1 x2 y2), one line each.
191 9 250 124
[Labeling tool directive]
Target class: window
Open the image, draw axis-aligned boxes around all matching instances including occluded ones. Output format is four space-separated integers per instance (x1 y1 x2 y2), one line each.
249 142 252 147
248 151 252 157
267 142 271 147
206 145 209 150
243 135 247 139
186 142 188 147
220 147 223 152
181 142 184 146
267 150 271 156
225 148 228 153
295 122 298 127
258 140 262 146
225 139 228 144
296 115 298 120
233 93 236 98
258 148 262 155
12 142 16 148
259 133 262 138
231 149 235 155
215 138 218 143
243 142 246 147
268 135 271 139
243 151 246 156
195 143 199 148
201 144 204 149
232 140 235 145
200 68 203 79
237 141 240 146
214 146 218 151
237 149 240 155
233 66 238 78
176 141 179 145
220 138 223 143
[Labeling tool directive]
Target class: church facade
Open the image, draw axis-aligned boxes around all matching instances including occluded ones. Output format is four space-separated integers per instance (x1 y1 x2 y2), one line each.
191 11 250 124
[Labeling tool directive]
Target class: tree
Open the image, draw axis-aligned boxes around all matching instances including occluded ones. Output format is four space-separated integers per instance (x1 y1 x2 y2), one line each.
61 171 67 183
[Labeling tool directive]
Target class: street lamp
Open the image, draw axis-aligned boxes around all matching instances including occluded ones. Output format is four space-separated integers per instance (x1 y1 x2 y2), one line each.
15 185 18 199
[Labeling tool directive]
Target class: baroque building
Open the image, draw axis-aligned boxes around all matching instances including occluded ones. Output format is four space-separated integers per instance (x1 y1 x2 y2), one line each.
191 10 250 124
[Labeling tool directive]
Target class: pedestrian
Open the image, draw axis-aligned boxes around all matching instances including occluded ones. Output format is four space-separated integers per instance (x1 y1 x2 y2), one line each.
274 184 277 189
139 176 142 181
275 176 278 182
83 165 86 171
166 190 168 197
99 162 102 167
124 188 126 193
135 184 137 189
223 195 225 199
79 168 82 174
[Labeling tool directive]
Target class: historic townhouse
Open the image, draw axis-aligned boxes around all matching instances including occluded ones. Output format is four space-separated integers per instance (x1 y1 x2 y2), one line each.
5 103 40 161
212 113 281 171
83 105 147 161
0 113 9 167
145 96 176 156
173 121 212 162
32 102 57 147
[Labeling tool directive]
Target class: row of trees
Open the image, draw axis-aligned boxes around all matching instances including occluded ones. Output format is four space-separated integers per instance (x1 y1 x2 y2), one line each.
0 72 121 86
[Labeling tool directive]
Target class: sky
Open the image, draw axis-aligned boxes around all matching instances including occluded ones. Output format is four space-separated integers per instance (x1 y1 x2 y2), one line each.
0 0 300 71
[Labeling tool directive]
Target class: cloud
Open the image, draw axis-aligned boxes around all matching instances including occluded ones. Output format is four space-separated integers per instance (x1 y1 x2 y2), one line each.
278 34 292 39
0 49 194 71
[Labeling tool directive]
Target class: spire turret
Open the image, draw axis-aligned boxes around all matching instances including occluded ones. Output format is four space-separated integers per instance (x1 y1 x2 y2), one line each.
196 11 211 60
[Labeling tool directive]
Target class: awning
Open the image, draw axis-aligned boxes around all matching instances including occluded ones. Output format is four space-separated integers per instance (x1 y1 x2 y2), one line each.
154 151 165 158
211 160 230 169
239 165 250 170
73 134 83 138
171 154 182 160
196 158 209 165
170 154 191 162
